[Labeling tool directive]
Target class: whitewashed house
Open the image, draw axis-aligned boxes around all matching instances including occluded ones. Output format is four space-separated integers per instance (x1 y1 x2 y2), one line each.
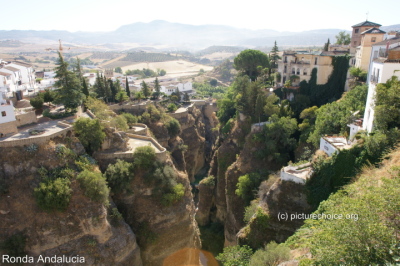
160 82 193 95
280 162 313 184
0 89 17 136
8 61 36 90
363 44 400 132
319 136 352 157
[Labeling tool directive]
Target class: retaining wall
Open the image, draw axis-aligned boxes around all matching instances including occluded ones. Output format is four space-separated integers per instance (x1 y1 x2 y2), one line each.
16 111 37 127
0 121 72 148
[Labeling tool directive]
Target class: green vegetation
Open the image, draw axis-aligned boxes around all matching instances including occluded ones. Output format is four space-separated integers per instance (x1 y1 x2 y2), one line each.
133 146 156 169
193 82 227 99
374 76 400 131
120 112 138 127
34 177 72 212
53 52 85 112
270 41 281 70
235 173 263 205
77 170 109 206
249 241 290 266
73 118 106 154
162 183 185 206
167 103 178 112
0 232 27 257
29 96 44 109
216 245 253 266
199 222 225 257
335 31 351 45
165 117 181 137
199 175 216 187
287 152 400 265
234 49 269 81
240 207 270 249
105 159 133 193
349 66 367 82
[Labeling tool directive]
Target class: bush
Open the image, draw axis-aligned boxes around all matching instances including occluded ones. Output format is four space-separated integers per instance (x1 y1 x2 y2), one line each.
73 118 106 154
105 159 133 192
235 173 263 205
244 201 258 223
0 232 26 256
109 207 123 226
216 245 253 266
34 178 72 212
77 170 109 206
120 113 138 127
200 175 216 187
30 96 44 109
162 183 185 206
167 103 178 112
110 115 129 131
133 146 156 169
165 118 181 137
249 241 290 266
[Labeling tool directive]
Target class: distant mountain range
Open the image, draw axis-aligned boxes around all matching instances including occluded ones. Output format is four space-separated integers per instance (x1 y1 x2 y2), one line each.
0 20 398 51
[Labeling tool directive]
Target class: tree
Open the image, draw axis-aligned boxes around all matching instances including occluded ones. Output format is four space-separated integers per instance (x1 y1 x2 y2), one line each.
103 76 111 102
116 90 128 103
183 92 190 101
270 41 281 70
105 159 133 192
74 57 83 80
109 79 117 102
324 38 330 51
141 81 150 98
115 67 122 74
249 242 290 266
235 173 263 205
53 52 85 112
73 118 106 154
30 96 44 110
133 146 156 169
82 78 89 97
210 78 218 86
125 77 131 98
159 69 166 76
374 76 400 131
234 49 270 81
154 77 161 98
216 245 253 266
349 67 367 82
135 91 144 102
165 118 181 137
335 31 351 45
94 71 105 99
77 170 109 205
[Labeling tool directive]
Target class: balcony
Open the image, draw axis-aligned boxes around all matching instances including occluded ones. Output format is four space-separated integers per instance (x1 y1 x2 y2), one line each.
290 60 311 65
370 75 379 84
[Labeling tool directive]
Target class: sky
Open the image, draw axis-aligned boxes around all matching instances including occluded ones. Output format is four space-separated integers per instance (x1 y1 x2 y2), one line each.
1 0 399 33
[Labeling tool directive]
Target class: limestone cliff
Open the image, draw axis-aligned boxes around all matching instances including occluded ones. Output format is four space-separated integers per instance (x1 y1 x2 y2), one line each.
0 136 142 265
110 156 201 266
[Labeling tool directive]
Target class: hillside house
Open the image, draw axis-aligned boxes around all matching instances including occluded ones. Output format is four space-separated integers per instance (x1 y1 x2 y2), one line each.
355 28 386 71
160 82 193 95
280 162 313 184
0 90 17 136
276 50 346 88
363 44 400 132
351 20 382 53
319 136 352 157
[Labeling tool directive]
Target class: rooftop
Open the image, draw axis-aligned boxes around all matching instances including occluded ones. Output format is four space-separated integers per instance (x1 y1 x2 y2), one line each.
361 27 386 35
352 20 382 28
373 36 400 46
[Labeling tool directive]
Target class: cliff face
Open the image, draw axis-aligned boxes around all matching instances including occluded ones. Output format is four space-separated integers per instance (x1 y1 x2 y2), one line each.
0 137 142 265
111 158 201 266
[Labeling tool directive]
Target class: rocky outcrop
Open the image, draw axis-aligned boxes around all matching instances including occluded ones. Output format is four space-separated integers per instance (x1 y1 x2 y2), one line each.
0 137 142 265
112 157 201 266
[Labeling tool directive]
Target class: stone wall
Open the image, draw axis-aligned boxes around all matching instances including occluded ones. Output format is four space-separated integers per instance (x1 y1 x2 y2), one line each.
0 120 18 136
0 122 72 148
15 111 37 127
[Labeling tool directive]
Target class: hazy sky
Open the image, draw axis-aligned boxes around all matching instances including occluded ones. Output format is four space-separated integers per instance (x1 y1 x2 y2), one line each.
1 0 399 32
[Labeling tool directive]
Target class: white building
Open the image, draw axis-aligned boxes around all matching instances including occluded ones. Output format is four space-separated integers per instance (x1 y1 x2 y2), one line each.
0 89 17 136
319 136 352 157
363 44 400 132
160 82 192 95
280 162 313 184
0 71 17 95
8 61 35 90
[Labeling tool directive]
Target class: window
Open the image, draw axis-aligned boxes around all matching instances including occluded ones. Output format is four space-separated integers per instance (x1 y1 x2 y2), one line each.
296 68 300 75
284 66 287 73
314 58 318 65
371 37 376 42
355 29 359 33
354 41 357 45
1 111 6 117
304 68 308 75
292 68 295 74
284 56 287 63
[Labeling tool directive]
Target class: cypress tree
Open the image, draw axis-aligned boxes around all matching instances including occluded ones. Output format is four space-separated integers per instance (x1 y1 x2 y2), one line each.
82 78 89 97
154 77 161 98
141 81 150 98
103 76 111 103
125 77 131 97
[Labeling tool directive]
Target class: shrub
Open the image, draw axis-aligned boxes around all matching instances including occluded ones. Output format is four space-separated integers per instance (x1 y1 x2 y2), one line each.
133 146 156 169
24 143 38 153
109 207 123 226
0 232 26 256
55 144 76 160
30 96 44 109
162 183 185 206
235 173 263 205
165 118 181 137
167 103 178 113
110 115 129 131
105 159 133 192
120 113 138 127
249 241 290 266
216 245 253 266
244 201 258 223
75 155 97 171
34 178 72 212
73 118 106 154
200 175 216 187
77 170 109 206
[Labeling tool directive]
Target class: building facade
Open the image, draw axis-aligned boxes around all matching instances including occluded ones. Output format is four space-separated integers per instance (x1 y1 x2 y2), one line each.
351 20 382 53
355 28 386 71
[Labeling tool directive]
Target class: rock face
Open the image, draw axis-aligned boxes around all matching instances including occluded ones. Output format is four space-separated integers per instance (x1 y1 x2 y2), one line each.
111 158 201 266
0 137 142 265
